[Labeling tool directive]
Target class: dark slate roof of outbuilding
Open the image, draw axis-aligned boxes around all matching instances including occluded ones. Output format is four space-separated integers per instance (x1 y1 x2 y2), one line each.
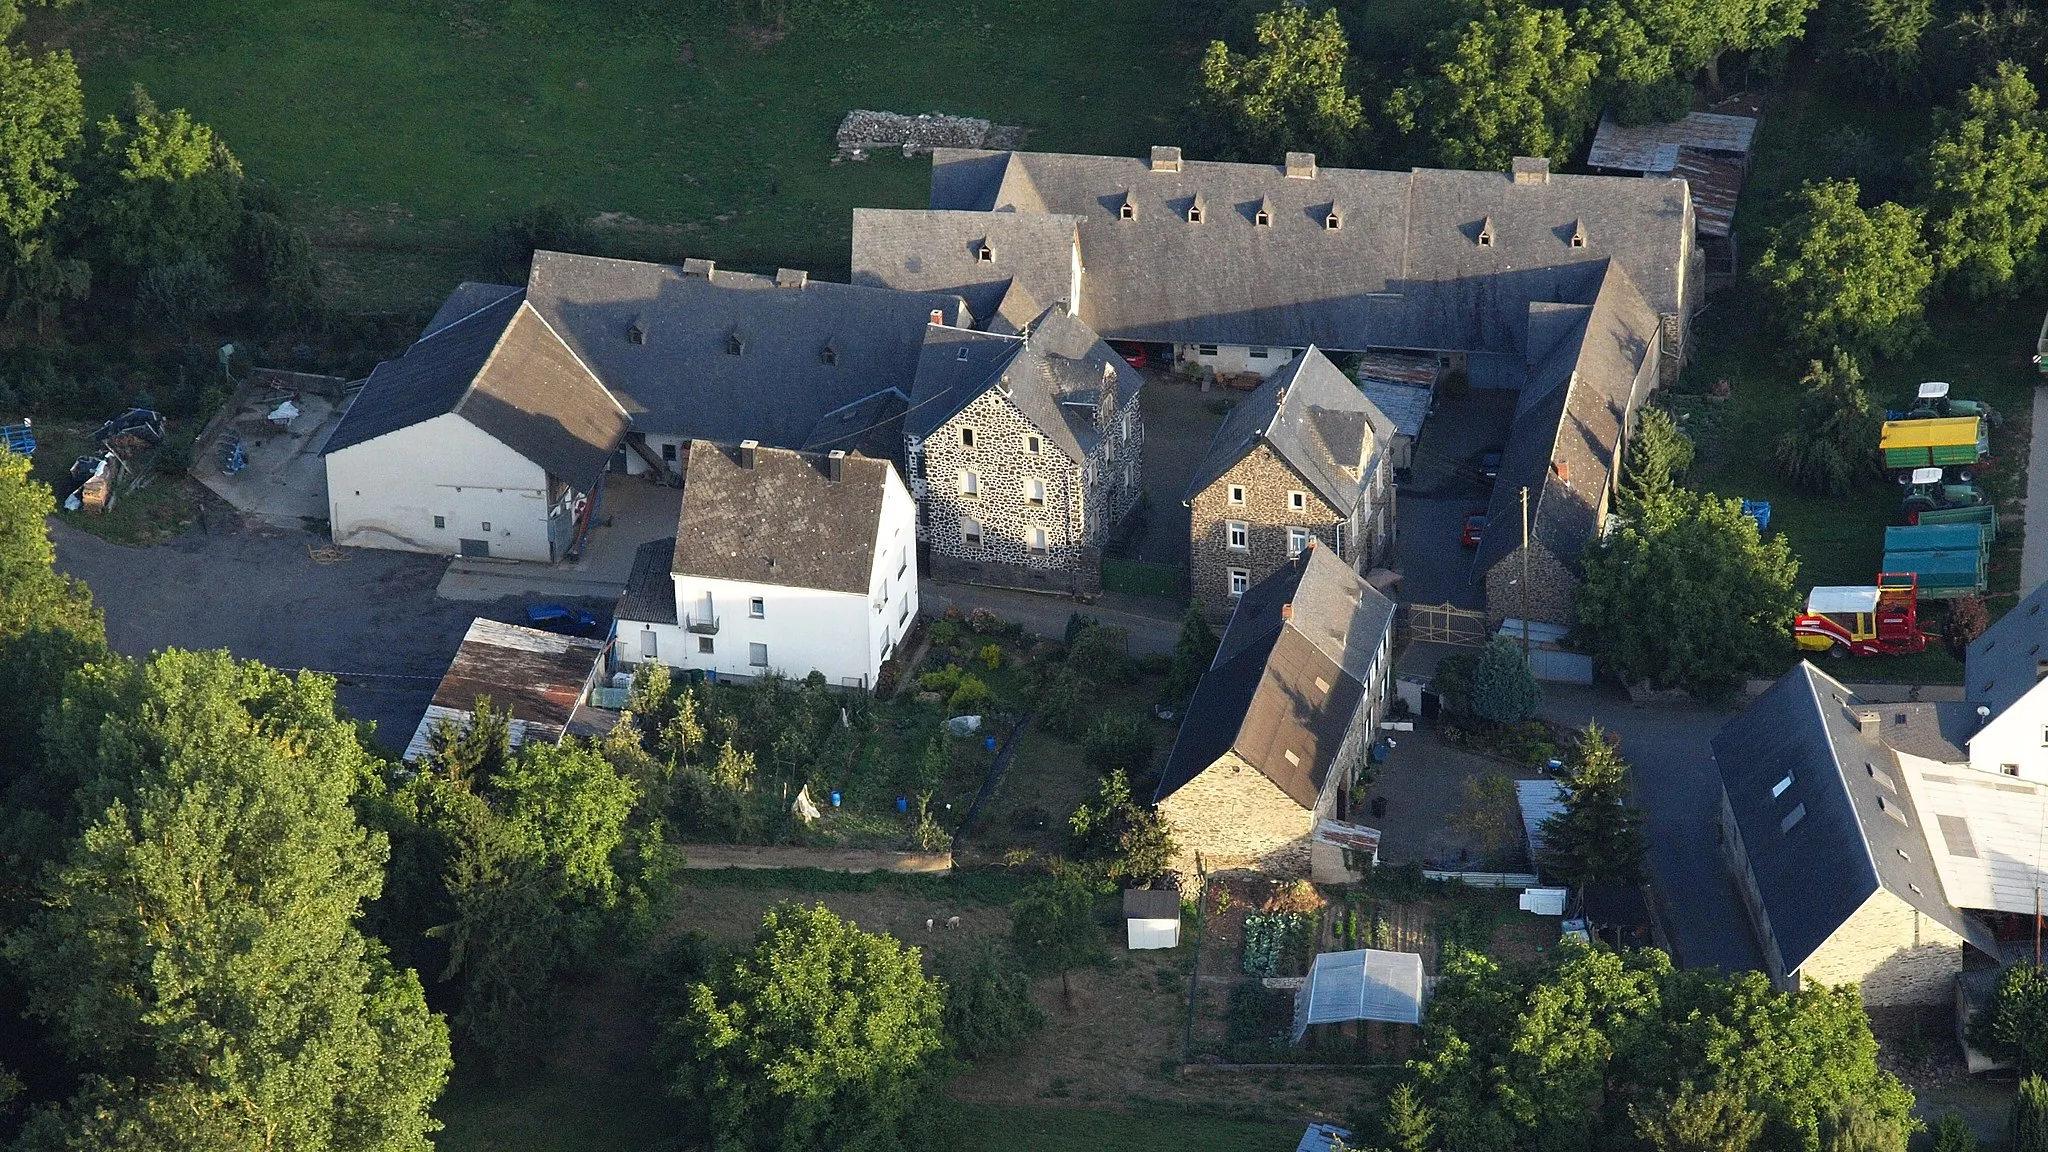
322 289 631 485
1472 261 1659 580
423 282 521 339
799 388 910 465
672 441 895 595
1710 663 1994 973
1966 579 2048 714
617 537 679 626
911 148 1690 353
905 308 1140 462
523 251 966 449
850 208 1081 327
1157 545 1394 808
1182 346 1391 514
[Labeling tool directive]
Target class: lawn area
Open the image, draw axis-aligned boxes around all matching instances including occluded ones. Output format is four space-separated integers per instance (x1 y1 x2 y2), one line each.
956 1103 1306 1152
32 0 1198 313
1671 71 2043 682
26 421 218 546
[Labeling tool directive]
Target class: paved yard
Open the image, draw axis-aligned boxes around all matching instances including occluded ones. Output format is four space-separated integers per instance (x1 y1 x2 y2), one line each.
1365 729 1543 868
1393 495 1485 608
51 514 610 754
1122 369 1226 567
437 475 683 602
1403 388 1518 498
195 390 344 524
1540 684 1765 974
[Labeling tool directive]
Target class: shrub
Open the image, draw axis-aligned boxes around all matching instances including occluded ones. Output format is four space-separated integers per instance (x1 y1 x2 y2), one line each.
1081 711 1154 777
137 257 229 332
2020 1075 2048 1152
1066 768 1174 882
1033 667 1092 739
946 675 993 713
495 200 596 282
1471 636 1542 724
939 947 1045 1062
1066 624 1131 683
1948 596 1991 657
919 665 963 695
1064 613 1099 644
978 643 1002 671
1932 1112 1977 1152
929 619 960 648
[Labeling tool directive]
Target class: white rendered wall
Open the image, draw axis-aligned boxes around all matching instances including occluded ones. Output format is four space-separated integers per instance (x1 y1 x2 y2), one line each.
866 468 921 667
1174 343 1302 379
668 578 872 686
326 414 556 561
1968 678 2048 782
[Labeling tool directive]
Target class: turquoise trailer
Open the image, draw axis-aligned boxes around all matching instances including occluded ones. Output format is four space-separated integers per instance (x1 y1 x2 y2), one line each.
1882 523 1988 598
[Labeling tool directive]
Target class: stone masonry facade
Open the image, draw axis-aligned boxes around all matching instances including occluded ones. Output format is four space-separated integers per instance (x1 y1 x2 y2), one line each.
1483 540 1577 628
912 386 1142 595
1159 751 1317 876
1800 891 1966 1007
1190 445 1375 623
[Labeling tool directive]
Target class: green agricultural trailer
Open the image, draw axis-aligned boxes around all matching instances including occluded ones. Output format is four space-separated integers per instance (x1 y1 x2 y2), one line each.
1880 416 1987 481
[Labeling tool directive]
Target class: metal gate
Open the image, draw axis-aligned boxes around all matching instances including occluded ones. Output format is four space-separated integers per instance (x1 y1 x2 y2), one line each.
1404 602 1487 646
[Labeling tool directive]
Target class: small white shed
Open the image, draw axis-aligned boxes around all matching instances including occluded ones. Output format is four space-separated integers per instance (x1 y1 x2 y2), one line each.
1290 948 1426 1043
1123 888 1182 950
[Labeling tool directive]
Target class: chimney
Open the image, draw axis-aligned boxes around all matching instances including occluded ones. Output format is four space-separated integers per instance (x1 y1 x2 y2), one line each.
1150 145 1182 173
1285 152 1316 180
682 257 716 278
929 308 945 326
1554 459 1571 482
737 439 758 470
1857 709 1881 738
774 267 808 289
826 449 846 483
1281 602 1294 622
1511 156 1550 185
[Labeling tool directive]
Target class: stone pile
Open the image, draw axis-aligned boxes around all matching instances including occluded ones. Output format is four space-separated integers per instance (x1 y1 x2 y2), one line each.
834 110 1023 157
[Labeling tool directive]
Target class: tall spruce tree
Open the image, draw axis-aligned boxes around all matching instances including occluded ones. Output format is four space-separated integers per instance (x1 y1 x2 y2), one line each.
1539 722 1647 885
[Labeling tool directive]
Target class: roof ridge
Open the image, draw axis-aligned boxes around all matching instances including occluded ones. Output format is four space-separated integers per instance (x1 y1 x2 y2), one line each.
520 300 634 422
414 287 523 348
1797 664 1887 889
450 299 531 420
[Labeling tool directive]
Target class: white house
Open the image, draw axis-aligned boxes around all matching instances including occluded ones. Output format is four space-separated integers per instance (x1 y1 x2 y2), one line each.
322 287 631 562
614 440 917 689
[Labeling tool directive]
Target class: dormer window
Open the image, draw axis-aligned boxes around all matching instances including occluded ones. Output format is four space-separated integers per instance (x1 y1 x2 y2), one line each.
1324 203 1342 230
956 346 971 362
1569 221 1588 248
1187 194 1205 224
977 242 995 263
726 332 744 356
1117 193 1136 221
1254 198 1272 227
1478 217 1495 247
627 318 648 345
821 343 838 366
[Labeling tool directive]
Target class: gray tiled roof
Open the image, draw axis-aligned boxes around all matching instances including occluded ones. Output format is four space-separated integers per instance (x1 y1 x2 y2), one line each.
1711 663 1994 973
323 289 631 486
617 537 679 625
905 307 1140 462
1473 261 1659 579
1182 346 1389 514
422 282 521 339
1158 545 1394 806
799 388 910 464
672 441 894 595
523 251 966 449
850 208 1081 327
1966 580 2048 714
909 148 1690 353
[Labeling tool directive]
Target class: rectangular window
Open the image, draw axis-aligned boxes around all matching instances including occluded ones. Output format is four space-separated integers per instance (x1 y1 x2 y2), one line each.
1249 346 1270 359
900 602 910 624
698 636 714 654
749 643 769 667
481 521 491 532
1029 527 1049 553
961 517 982 545
1024 434 1042 454
958 470 979 497
640 630 658 658
1024 478 1046 506
662 443 678 463
749 597 764 619
960 427 975 447
1197 343 1219 356
1228 485 1245 505
1227 521 1248 550
1287 528 1310 557
1229 568 1249 597
433 515 445 529
1289 490 1307 511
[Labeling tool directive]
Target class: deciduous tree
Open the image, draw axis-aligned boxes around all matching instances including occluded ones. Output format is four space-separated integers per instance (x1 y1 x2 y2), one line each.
1971 961 2048 1074
1197 5 1365 163
1756 179 1932 362
1010 866 1106 1001
1928 61 2048 299
939 945 1045 1062
1067 768 1176 881
666 902 952 1152
1389 0 1598 168
1576 489 1800 701
0 31 80 246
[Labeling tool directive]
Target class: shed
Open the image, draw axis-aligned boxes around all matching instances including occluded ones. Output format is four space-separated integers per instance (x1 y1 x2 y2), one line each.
1296 1123 1354 1152
1586 111 1758 239
1123 888 1182 950
404 618 610 762
1356 376 1432 472
1516 778 1567 861
1289 948 1426 1042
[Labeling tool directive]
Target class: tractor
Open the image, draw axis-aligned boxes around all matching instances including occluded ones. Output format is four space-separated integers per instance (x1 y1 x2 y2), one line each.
1792 573 1929 657
1899 466 1986 523
1904 381 2000 425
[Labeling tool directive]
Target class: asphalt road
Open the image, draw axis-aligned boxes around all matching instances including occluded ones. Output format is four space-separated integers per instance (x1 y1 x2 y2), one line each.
49 515 600 753
1540 683 1768 974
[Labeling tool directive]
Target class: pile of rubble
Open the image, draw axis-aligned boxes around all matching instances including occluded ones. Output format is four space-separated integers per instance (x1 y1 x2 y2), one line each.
834 110 1025 157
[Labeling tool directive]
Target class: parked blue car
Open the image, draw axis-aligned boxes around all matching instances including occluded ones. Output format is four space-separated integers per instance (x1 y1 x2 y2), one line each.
525 604 601 637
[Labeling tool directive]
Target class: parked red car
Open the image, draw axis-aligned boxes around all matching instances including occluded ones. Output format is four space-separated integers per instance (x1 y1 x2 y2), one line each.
1461 512 1487 548
1108 341 1148 369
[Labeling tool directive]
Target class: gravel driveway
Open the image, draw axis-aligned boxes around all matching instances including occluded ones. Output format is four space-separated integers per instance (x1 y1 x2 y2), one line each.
50 516 607 753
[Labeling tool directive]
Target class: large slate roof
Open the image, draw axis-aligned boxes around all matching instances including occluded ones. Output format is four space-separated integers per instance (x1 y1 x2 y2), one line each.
1711 663 1994 974
672 441 894 595
905 307 1140 462
1157 545 1394 807
1966 578 2048 715
1182 346 1392 514
523 251 966 449
883 148 1690 354
323 289 631 485
850 208 1081 327
1472 261 1660 579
